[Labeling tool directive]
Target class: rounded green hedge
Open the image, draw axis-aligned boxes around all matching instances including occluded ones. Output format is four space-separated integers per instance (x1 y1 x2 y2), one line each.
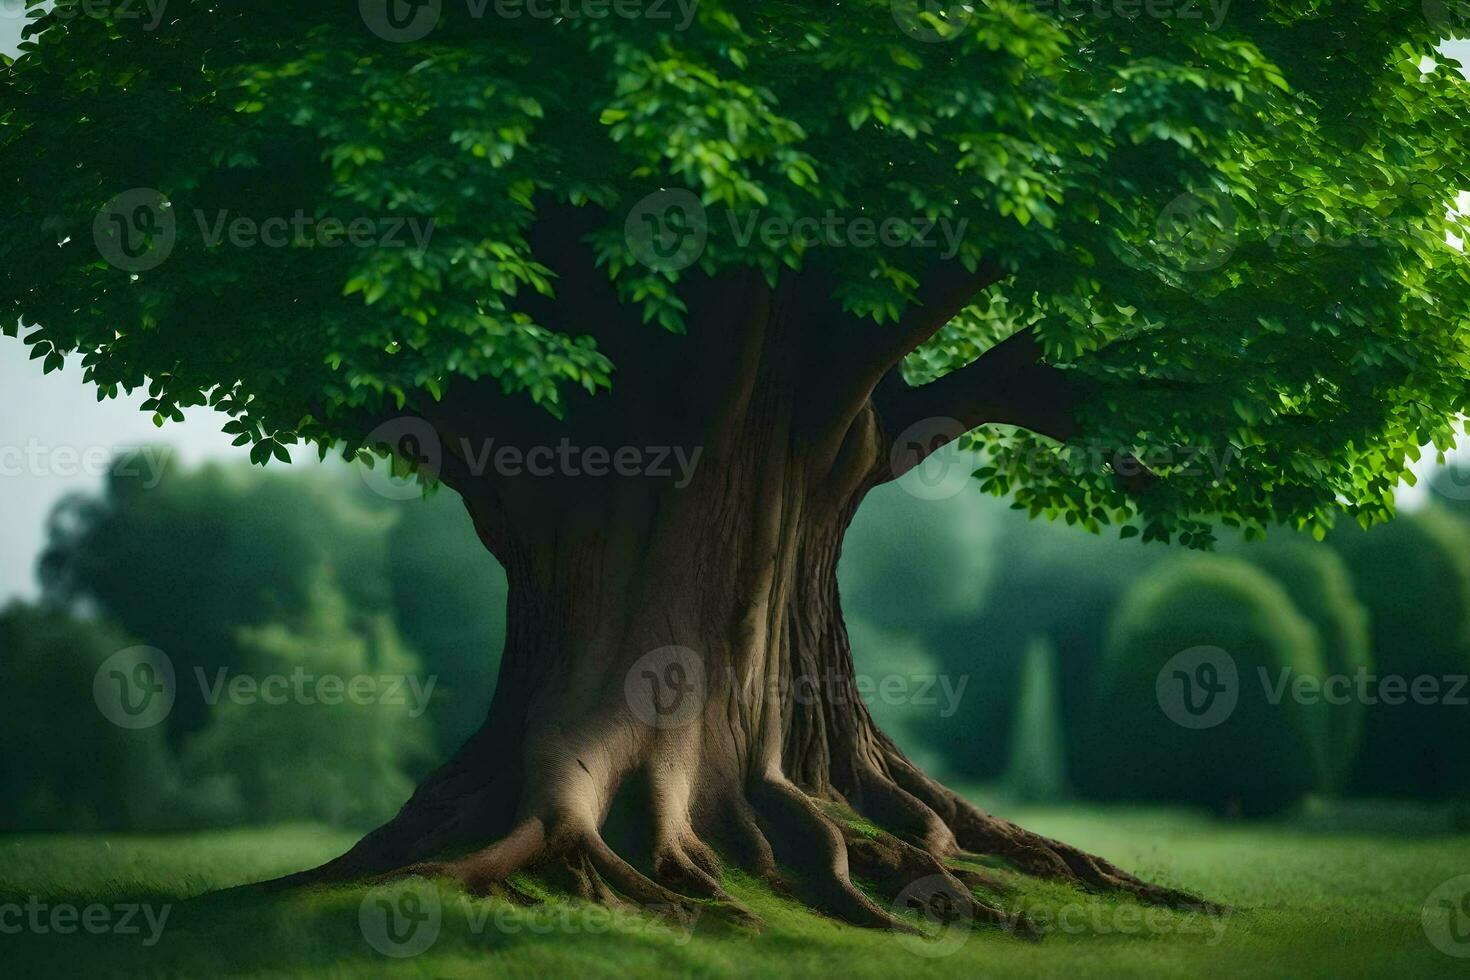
1088 557 1328 816
1330 508 1470 798
1244 539 1372 791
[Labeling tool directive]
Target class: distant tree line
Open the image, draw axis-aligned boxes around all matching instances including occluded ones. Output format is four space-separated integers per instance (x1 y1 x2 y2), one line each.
3 450 1467 830
841 460 1470 816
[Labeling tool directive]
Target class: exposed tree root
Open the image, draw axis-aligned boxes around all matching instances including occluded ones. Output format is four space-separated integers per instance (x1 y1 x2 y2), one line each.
267 751 1217 944
368 817 760 932
842 744 1220 915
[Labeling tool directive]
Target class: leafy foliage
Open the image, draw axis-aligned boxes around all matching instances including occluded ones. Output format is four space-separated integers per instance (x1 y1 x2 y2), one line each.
1 2 1467 541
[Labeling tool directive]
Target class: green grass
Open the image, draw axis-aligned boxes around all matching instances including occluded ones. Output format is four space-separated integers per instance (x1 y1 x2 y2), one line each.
2 799 1466 979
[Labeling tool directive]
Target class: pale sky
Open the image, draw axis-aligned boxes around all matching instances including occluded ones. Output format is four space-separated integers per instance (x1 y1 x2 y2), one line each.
0 18 1466 601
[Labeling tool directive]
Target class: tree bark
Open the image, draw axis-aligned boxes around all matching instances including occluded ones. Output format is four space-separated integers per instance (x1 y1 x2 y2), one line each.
270 247 1204 933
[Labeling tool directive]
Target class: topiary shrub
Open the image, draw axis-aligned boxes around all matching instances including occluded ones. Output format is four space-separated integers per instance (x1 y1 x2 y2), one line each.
1242 538 1372 792
1330 508 1470 799
1086 557 1328 817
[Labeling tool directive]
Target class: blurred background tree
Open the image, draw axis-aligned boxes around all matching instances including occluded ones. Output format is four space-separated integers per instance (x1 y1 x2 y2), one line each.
376 488 508 756
39 450 392 745
0 604 177 831
178 572 434 828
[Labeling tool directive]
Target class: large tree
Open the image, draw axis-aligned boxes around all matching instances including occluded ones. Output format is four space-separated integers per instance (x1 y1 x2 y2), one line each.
3 1 1468 932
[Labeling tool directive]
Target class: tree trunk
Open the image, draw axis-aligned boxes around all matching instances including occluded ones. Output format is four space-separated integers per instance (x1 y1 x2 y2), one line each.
271 256 1205 932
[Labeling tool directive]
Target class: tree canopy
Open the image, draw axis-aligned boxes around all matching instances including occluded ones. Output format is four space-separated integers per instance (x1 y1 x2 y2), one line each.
2 1 1468 544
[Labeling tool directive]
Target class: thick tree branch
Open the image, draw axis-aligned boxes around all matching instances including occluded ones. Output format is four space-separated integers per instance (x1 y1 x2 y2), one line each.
818 257 1007 428
879 256 1007 369
877 329 1071 438
876 329 1157 494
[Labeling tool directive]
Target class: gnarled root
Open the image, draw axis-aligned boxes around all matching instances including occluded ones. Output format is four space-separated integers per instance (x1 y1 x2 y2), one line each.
265 746 1214 946
846 746 1220 914
378 816 760 932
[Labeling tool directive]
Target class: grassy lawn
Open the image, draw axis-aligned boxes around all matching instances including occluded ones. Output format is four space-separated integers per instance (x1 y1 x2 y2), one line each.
2 798 1466 978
